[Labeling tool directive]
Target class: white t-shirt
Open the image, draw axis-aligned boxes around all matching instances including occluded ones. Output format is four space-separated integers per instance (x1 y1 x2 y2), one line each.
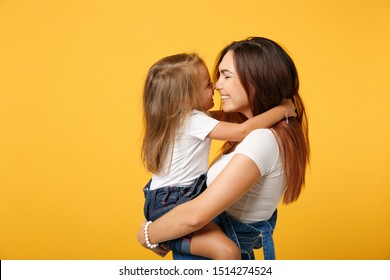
207 129 286 223
150 110 220 190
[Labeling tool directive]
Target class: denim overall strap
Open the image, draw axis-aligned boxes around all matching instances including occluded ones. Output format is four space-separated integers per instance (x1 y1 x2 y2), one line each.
142 179 152 217
259 222 275 260
257 209 277 260
224 209 277 260
143 179 152 192
180 173 207 201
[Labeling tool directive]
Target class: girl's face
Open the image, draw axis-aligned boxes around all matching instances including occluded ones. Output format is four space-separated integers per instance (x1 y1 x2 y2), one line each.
215 51 252 118
195 64 215 111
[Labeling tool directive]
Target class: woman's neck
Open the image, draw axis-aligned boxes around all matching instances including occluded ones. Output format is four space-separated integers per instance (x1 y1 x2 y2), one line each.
242 109 253 119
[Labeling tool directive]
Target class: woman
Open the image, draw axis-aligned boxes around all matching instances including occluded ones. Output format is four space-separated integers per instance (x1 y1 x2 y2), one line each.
138 37 310 259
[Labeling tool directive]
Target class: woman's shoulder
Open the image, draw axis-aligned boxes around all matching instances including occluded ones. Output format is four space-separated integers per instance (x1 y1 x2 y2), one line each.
237 129 279 155
236 129 280 172
243 129 277 144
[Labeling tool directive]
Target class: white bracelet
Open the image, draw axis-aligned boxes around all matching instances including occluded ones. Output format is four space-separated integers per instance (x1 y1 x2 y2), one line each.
144 221 159 249
284 108 289 124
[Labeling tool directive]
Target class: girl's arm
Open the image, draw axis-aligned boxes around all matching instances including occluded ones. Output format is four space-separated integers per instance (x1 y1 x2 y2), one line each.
208 98 295 141
137 154 261 245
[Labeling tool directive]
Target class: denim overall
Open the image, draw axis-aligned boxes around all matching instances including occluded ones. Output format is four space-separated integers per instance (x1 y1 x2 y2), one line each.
143 173 207 254
219 210 278 260
173 209 278 260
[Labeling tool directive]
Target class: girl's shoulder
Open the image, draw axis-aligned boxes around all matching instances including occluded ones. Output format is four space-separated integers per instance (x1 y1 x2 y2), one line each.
191 109 208 117
188 109 218 123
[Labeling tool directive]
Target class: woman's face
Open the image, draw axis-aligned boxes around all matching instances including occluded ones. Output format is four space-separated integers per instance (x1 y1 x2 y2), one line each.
195 64 215 111
215 50 252 118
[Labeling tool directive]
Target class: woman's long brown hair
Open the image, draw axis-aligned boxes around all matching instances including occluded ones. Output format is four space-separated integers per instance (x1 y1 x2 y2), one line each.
213 37 310 204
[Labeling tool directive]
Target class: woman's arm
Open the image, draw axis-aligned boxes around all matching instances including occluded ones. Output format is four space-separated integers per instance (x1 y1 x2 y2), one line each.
208 98 295 141
138 154 261 245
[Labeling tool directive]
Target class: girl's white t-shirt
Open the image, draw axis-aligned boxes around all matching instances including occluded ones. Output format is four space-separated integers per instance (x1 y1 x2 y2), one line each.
150 110 219 190
207 129 286 223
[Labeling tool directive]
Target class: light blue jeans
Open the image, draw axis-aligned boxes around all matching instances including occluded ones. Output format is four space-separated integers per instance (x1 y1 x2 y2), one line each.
173 210 278 260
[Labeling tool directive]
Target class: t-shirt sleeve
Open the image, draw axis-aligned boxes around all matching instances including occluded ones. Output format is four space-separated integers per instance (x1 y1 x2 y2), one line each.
235 129 279 176
186 110 220 140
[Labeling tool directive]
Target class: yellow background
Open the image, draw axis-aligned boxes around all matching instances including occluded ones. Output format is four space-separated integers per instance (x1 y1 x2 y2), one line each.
1 0 389 260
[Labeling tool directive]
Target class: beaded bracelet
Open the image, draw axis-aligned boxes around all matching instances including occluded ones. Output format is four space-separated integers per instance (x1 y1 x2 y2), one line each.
284 108 289 124
144 221 159 249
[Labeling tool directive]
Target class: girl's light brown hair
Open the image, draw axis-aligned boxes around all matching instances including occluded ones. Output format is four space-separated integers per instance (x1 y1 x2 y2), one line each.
142 53 205 174
213 37 310 204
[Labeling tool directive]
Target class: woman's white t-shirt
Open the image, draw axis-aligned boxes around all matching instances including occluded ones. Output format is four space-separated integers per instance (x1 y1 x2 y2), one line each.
206 129 286 223
150 110 219 190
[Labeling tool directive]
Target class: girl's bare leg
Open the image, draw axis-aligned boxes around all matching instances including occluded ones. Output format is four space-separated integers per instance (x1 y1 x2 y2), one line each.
190 222 241 260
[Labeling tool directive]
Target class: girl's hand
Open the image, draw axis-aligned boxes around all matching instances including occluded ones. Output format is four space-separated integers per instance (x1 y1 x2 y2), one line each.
137 220 169 257
149 245 169 257
281 98 297 117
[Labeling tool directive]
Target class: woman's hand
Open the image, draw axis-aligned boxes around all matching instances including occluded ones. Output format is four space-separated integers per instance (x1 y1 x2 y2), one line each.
281 98 297 117
137 220 169 257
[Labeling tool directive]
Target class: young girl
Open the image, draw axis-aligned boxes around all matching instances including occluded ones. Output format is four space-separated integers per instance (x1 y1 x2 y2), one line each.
141 53 295 259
